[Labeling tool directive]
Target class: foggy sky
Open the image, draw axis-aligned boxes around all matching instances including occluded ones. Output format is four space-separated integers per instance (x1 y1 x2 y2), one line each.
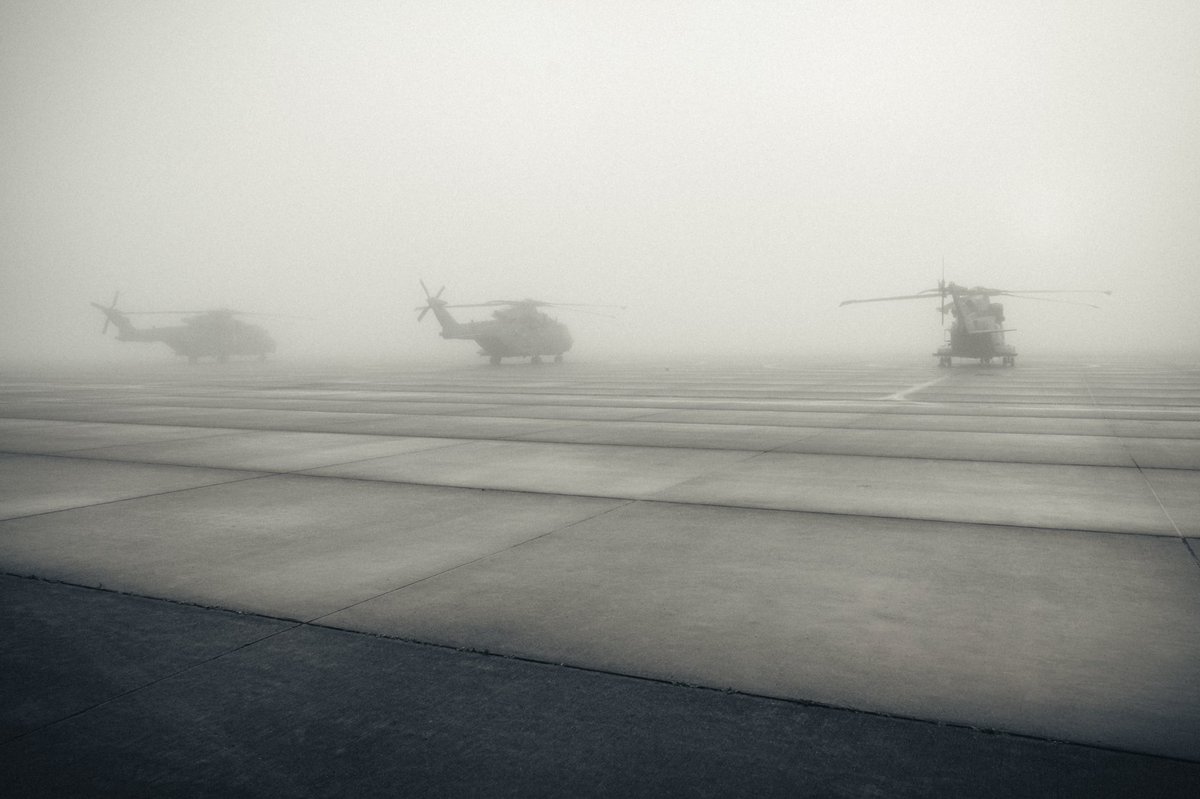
2 1 1198 366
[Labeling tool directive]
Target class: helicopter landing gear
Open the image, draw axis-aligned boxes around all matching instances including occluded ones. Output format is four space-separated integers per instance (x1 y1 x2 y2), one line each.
1002 355 1015 367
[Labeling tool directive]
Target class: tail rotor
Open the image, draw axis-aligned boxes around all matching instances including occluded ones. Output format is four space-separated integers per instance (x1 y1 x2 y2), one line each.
101 291 120 335
416 280 446 321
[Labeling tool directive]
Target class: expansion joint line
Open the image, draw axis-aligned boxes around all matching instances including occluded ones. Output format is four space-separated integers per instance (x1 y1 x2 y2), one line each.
303 499 637 627
1081 373 1199 570
0 468 277 524
0 612 304 747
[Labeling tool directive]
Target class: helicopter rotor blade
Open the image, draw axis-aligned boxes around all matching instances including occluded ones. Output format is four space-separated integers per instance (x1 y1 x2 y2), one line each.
990 290 1111 296
996 293 1102 308
117 310 305 319
470 299 623 309
839 292 943 307
436 300 627 312
546 307 622 318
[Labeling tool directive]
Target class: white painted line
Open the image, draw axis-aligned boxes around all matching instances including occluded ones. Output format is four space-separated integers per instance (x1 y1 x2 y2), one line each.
882 376 950 401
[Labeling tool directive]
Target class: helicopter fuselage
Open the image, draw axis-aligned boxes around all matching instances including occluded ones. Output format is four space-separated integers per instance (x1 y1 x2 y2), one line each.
420 293 574 363
836 281 1107 368
440 312 573 361
939 291 1015 366
94 305 276 362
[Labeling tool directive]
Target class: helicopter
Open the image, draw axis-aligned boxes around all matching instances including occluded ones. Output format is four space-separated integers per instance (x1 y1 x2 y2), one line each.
840 281 1110 367
91 293 277 363
416 281 622 364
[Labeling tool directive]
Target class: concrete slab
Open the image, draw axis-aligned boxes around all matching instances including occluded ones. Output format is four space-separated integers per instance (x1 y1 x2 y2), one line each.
0 420 234 455
1112 420 1200 439
654 452 1174 534
7 592 1196 798
0 475 622 619
124 396 506 416
642 407 1196 434
776 428 1134 466
106 407 402 433
351 401 504 415
329 413 584 439
0 454 261 521
0 418 87 432
460 403 663 421
512 421 829 451
324 501 1200 760
0 403 240 425
0 403 405 433
638 409 871 427
848 413 1121 436
0 574 290 742
308 440 754 498
3 359 1198 788
1141 469 1200 535
1123 438 1200 470
58 430 465 472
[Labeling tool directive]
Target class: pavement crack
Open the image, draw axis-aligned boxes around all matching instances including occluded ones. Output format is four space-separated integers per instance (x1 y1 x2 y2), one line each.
1082 373 1196 568
0 468 274 524
0 583 304 747
301 499 635 627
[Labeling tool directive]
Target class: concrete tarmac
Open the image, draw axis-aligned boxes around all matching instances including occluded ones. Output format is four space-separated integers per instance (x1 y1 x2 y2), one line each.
2 356 1199 796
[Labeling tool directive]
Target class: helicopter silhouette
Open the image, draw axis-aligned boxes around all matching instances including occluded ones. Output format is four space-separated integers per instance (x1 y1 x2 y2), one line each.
841 281 1110 366
416 281 622 364
91 293 278 363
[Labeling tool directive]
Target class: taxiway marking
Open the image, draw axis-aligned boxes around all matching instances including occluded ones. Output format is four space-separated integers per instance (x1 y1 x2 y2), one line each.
883 376 949 402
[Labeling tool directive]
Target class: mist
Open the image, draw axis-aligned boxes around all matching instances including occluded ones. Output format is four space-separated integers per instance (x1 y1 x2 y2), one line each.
2 1 1198 369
